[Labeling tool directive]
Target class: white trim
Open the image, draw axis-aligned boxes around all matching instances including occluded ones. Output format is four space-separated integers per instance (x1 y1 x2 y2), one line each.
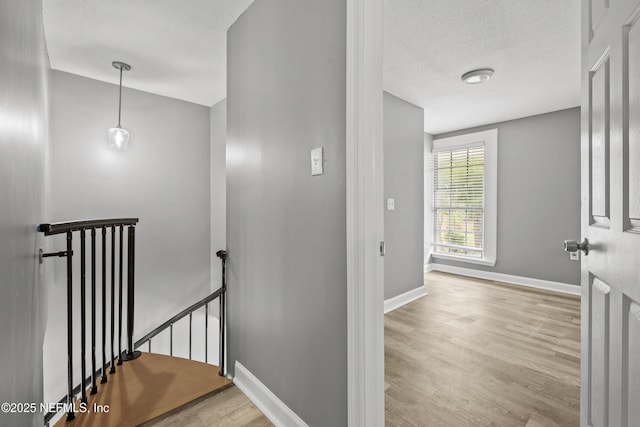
427 263 581 296
234 361 309 427
346 0 384 425
384 286 427 314
432 129 496 151
424 264 434 273
432 140 484 152
432 253 496 266
432 129 498 267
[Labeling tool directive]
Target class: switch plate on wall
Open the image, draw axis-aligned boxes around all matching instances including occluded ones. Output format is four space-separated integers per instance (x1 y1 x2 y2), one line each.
311 147 323 176
387 198 395 211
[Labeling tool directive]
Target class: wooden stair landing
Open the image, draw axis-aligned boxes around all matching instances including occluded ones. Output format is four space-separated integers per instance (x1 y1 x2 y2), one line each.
54 353 232 427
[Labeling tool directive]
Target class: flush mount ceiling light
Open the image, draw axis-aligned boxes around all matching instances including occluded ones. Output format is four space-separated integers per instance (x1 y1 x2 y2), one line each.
461 68 494 84
107 61 132 150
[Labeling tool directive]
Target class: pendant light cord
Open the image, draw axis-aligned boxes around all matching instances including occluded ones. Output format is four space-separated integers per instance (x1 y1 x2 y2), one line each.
117 66 123 127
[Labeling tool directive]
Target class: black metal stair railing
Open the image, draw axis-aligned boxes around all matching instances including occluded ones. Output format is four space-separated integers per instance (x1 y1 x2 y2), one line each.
133 249 228 376
39 218 228 427
38 218 140 424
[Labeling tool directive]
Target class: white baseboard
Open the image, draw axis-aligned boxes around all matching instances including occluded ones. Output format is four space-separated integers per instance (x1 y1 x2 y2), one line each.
384 285 427 314
424 264 434 273
427 263 581 296
234 361 308 427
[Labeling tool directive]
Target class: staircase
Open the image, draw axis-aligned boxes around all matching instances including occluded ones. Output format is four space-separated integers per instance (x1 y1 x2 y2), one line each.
52 353 232 427
39 219 229 426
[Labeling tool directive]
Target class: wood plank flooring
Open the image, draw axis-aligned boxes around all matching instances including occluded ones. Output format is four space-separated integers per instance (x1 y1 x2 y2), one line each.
147 385 271 427
385 271 581 427
154 271 581 426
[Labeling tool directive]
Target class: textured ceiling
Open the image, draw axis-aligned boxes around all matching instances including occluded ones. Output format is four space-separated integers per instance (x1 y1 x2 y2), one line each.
43 0 254 106
384 0 581 133
43 0 581 134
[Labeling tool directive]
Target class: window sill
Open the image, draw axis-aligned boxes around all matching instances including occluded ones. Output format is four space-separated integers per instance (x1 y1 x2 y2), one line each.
431 253 496 267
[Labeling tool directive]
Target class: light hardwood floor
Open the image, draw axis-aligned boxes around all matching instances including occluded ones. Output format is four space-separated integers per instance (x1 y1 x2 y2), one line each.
153 271 581 426
148 386 271 427
385 271 581 427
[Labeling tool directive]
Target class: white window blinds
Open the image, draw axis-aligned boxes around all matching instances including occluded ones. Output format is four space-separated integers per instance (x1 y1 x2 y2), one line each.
433 144 485 258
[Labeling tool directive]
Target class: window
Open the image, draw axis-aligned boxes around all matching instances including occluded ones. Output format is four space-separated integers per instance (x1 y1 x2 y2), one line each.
433 145 485 258
432 129 497 266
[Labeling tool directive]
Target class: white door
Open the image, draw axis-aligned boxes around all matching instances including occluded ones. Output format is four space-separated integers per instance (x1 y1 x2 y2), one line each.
578 0 640 425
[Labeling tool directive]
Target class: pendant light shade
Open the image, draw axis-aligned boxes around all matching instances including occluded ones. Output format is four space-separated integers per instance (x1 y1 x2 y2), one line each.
108 61 131 150
107 126 130 150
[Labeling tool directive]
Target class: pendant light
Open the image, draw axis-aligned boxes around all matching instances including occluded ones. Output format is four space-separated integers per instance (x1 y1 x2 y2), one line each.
107 61 132 150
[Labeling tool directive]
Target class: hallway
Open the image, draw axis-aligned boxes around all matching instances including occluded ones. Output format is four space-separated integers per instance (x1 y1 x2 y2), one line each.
153 271 580 426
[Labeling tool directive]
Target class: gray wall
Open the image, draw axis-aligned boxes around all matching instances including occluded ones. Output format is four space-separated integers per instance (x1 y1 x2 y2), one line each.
226 0 347 425
0 1 50 425
45 70 212 401
383 92 424 299
210 99 227 291
432 108 581 285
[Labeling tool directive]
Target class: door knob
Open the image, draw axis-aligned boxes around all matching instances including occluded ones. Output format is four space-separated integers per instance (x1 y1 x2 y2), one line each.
564 238 589 255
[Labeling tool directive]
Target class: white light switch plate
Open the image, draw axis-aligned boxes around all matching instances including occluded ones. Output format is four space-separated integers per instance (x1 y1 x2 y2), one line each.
387 198 395 210
311 147 323 176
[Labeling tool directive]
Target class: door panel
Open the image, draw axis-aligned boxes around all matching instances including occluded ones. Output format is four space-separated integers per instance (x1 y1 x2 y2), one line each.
582 0 640 426
590 54 611 225
590 278 610 427
590 0 610 37
626 11 640 228
626 300 640 425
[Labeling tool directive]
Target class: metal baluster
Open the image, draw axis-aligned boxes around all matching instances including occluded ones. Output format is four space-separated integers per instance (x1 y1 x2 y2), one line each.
189 312 193 360
101 227 108 383
110 226 116 374
90 228 98 395
65 231 75 421
118 225 124 365
217 250 227 377
220 285 225 376
170 323 173 356
80 229 87 405
148 339 151 353
123 225 141 360
205 304 208 363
